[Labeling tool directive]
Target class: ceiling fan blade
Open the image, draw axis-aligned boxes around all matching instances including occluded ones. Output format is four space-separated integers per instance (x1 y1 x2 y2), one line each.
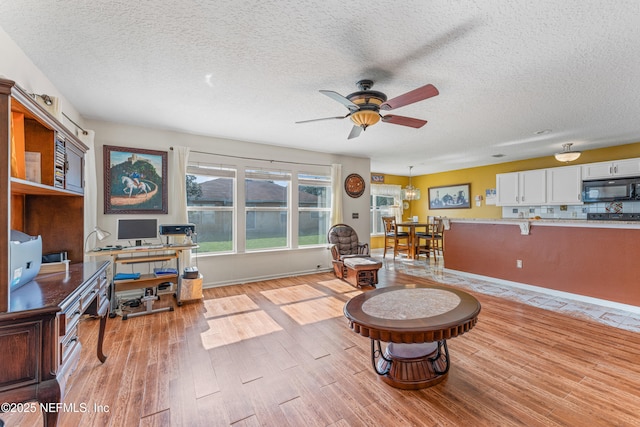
381 115 428 128
380 84 439 111
320 90 359 111
347 125 363 139
296 114 349 124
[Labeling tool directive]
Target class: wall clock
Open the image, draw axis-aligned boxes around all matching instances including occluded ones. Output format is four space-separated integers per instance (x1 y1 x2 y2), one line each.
345 173 365 198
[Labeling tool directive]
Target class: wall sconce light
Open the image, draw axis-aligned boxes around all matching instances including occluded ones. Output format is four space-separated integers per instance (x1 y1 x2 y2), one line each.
30 93 54 105
554 143 581 162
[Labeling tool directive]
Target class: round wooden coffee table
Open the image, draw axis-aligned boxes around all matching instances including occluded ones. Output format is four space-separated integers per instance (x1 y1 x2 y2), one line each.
344 284 481 389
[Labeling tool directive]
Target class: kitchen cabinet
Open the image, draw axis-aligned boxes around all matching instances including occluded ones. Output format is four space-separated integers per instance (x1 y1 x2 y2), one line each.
546 165 583 205
581 158 640 180
496 169 546 206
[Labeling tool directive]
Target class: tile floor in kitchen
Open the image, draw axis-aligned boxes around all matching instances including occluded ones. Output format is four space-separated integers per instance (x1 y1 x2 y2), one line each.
372 249 640 333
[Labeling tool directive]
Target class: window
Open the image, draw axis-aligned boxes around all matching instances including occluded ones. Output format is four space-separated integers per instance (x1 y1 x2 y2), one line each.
186 159 332 255
371 194 395 234
370 184 401 234
186 164 235 253
245 169 290 250
298 173 331 246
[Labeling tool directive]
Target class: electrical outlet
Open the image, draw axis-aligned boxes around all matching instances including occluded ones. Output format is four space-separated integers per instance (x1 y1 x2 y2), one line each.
516 259 523 268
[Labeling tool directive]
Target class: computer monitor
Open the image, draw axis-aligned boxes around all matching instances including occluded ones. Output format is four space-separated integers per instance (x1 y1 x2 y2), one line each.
116 218 158 246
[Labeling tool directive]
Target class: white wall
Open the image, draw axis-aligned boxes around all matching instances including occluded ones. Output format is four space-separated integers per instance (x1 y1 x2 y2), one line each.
86 119 371 286
0 25 83 127
1 24 372 286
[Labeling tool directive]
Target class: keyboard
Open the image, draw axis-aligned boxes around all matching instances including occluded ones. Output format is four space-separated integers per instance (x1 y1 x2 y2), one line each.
126 244 165 250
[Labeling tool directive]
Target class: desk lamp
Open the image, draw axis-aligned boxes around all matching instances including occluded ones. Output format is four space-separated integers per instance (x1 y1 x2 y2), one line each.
84 226 111 252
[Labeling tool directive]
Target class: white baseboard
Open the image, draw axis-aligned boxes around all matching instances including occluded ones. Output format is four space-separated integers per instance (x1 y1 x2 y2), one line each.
201 268 333 289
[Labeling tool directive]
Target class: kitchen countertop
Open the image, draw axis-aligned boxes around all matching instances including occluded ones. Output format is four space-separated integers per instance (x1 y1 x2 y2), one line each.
448 217 640 229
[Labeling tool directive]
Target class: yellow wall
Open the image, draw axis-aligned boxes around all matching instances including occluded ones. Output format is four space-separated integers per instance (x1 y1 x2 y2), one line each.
372 174 409 187
369 142 640 248
412 141 640 220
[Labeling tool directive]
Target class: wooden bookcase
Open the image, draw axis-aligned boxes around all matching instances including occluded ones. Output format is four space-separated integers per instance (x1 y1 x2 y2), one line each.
0 78 110 427
2 79 88 312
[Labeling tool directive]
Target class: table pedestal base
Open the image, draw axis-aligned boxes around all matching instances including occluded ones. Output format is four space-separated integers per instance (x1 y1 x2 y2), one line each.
373 340 450 389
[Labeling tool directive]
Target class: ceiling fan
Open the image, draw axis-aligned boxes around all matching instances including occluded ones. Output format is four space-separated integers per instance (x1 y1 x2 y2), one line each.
296 79 439 139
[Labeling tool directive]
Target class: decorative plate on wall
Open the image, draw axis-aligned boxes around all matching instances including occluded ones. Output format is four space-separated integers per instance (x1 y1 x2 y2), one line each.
345 173 365 198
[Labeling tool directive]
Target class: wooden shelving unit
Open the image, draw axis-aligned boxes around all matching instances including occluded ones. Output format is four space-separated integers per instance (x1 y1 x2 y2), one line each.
0 77 108 427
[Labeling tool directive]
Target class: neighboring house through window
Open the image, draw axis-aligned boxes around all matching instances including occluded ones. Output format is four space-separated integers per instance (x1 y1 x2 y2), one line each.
187 157 332 254
245 169 290 250
186 164 235 253
298 173 332 246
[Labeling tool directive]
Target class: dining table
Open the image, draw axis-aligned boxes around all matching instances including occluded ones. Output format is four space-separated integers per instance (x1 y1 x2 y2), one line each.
396 221 431 259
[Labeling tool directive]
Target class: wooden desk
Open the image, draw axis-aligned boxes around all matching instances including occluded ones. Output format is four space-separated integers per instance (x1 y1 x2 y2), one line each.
396 222 430 259
89 244 197 319
344 284 480 389
0 261 110 427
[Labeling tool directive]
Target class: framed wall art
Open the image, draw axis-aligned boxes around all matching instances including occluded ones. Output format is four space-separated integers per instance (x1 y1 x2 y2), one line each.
104 145 168 214
371 173 385 183
428 183 471 210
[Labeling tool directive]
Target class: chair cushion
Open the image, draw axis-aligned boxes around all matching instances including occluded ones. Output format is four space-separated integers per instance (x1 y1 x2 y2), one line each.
342 254 370 259
328 224 361 255
344 257 382 268
386 232 409 237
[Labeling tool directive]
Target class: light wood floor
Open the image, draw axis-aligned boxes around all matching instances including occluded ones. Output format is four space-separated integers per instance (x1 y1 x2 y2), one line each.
4 268 640 426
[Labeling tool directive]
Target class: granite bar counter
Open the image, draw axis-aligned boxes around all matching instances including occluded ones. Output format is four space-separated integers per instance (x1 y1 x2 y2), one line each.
444 218 640 307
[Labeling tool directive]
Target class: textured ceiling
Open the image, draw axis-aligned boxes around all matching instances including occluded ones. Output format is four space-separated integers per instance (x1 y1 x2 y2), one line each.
1 1 640 175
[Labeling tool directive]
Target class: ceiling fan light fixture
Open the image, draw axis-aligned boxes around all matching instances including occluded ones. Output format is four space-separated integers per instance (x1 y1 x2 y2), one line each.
554 143 581 162
350 110 380 128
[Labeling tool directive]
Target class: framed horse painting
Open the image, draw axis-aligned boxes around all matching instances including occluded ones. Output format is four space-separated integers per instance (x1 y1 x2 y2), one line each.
103 145 168 214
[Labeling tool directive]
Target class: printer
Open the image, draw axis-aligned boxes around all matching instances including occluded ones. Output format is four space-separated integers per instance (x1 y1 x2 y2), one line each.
10 230 42 290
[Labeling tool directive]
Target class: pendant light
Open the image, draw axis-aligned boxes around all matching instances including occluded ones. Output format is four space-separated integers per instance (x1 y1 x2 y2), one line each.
401 166 421 201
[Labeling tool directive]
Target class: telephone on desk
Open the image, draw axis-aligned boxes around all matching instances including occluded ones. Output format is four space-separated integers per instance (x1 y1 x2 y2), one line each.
183 266 199 279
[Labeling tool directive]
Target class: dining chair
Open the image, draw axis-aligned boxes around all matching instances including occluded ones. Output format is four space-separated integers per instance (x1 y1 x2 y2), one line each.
381 216 410 259
417 217 445 260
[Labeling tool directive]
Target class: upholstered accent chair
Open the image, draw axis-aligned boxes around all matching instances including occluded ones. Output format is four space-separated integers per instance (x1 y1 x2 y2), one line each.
327 223 370 280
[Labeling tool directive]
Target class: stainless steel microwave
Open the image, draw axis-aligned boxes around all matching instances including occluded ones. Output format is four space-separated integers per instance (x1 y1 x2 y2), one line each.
582 177 640 202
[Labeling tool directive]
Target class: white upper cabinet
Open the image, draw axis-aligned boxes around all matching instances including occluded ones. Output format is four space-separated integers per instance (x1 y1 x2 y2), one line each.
546 165 582 205
582 158 640 180
520 169 547 204
496 173 519 206
497 158 640 208
496 169 546 206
